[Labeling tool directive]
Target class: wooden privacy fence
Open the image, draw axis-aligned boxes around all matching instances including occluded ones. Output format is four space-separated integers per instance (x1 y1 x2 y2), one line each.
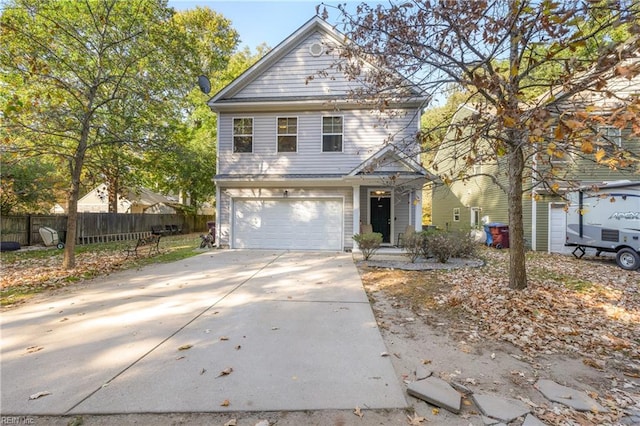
0 213 215 246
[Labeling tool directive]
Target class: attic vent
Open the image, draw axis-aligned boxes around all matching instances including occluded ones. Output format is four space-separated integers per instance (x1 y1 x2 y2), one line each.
309 42 323 56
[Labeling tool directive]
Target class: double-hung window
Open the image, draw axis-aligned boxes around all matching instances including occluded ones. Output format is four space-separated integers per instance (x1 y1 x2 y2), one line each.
277 117 297 152
322 116 343 152
599 125 622 148
233 118 253 153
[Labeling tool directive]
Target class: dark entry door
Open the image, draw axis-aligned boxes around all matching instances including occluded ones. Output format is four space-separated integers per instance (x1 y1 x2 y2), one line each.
370 196 391 243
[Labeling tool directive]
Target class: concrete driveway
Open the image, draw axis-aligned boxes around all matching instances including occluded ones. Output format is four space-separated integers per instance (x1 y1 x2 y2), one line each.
1 250 406 415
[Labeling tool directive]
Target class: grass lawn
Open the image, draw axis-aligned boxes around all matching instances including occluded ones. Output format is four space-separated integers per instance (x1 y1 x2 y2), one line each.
1 233 205 306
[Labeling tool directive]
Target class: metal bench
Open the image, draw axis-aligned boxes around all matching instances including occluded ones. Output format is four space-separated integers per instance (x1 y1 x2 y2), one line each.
124 234 161 258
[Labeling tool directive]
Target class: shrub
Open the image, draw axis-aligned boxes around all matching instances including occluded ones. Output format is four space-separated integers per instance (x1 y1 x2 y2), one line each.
450 230 477 258
424 231 455 263
353 232 383 260
402 231 424 263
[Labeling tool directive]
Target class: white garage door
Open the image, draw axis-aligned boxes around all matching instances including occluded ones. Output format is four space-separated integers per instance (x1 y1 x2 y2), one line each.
232 198 343 250
549 204 573 254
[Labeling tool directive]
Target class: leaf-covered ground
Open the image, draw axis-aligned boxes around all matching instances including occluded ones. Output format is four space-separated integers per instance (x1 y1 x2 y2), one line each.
0 234 202 306
359 248 639 375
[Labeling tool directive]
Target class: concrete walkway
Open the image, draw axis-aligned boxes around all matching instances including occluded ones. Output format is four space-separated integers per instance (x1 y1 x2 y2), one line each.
1 250 406 415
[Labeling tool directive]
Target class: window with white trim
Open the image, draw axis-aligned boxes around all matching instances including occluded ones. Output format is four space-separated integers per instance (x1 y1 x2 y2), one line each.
599 125 622 147
277 117 297 152
233 118 253 153
470 207 481 228
453 207 460 222
322 116 343 152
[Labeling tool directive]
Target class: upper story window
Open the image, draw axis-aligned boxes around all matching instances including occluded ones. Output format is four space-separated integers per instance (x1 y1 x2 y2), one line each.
322 116 343 152
233 118 253 153
453 207 460 222
599 125 622 147
277 117 297 153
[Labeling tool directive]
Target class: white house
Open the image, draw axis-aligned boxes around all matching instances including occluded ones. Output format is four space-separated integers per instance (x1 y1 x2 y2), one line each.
78 184 177 214
208 17 428 250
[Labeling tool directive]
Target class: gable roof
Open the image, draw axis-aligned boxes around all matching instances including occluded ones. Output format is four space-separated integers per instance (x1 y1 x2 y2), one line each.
348 144 434 179
208 16 426 112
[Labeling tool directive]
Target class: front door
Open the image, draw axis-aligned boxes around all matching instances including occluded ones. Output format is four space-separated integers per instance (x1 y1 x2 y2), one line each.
370 195 391 243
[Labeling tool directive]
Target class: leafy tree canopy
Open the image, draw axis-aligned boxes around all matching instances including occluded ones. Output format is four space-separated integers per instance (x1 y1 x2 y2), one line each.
322 0 640 289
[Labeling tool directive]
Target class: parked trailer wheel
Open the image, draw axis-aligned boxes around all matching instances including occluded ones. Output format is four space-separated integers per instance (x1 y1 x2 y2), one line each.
56 243 65 249
616 248 640 271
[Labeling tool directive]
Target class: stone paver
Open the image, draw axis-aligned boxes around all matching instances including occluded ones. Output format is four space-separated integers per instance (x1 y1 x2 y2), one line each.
522 413 546 426
535 379 608 413
471 393 529 423
407 376 461 414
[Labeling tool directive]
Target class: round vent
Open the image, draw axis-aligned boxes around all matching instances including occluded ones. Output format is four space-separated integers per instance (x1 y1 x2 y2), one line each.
309 42 323 56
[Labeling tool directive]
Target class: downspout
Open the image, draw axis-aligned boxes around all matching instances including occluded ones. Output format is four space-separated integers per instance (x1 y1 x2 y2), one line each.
578 190 584 238
531 191 537 251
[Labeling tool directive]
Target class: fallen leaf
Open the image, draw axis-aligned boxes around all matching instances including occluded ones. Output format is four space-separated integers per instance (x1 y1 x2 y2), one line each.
68 415 84 426
175 356 185 360
217 367 233 378
235 345 242 350
178 344 192 351
421 359 432 365
220 336 229 341
354 406 364 418
220 399 230 407
380 352 389 357
431 407 439 415
223 419 237 426
29 391 51 400
200 368 207 375
26 346 43 353
407 413 427 424
271 327 279 330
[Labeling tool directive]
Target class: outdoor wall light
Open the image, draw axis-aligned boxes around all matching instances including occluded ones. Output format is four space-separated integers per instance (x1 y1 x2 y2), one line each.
283 190 289 198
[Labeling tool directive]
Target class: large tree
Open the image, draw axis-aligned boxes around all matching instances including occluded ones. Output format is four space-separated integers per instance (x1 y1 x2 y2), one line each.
139 7 241 211
1 0 200 268
323 0 640 289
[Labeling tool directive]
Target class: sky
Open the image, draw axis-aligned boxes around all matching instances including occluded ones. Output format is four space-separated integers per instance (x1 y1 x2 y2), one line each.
167 0 381 51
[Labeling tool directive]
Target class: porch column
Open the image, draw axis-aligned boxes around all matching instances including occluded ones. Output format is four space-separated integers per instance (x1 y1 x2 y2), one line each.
352 184 360 251
414 189 423 232
215 185 222 246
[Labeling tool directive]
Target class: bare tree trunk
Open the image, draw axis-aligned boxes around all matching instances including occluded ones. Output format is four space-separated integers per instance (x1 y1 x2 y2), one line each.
62 87 95 269
63 156 83 269
507 141 527 289
108 176 118 213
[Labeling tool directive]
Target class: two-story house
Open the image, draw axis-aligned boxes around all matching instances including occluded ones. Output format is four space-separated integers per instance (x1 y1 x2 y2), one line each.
208 17 428 250
431 70 640 254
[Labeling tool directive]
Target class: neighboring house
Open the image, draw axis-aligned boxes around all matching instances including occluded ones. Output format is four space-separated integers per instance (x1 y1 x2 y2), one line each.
78 184 177 214
208 17 428 250
431 71 640 254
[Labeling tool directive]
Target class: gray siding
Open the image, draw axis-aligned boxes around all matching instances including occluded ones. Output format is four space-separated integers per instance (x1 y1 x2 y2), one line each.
234 31 356 99
218 109 419 176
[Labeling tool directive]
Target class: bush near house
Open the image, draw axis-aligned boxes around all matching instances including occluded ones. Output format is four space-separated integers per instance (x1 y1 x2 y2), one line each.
403 229 476 263
353 232 383 261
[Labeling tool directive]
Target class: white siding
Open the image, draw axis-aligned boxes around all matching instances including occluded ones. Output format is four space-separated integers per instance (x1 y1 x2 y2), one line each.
218 110 418 176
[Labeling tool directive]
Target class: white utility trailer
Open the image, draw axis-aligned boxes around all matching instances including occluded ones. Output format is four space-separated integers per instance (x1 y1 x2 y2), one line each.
565 181 640 270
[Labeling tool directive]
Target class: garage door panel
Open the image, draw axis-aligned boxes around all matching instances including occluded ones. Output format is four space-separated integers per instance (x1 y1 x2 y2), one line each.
233 199 343 250
549 205 573 254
